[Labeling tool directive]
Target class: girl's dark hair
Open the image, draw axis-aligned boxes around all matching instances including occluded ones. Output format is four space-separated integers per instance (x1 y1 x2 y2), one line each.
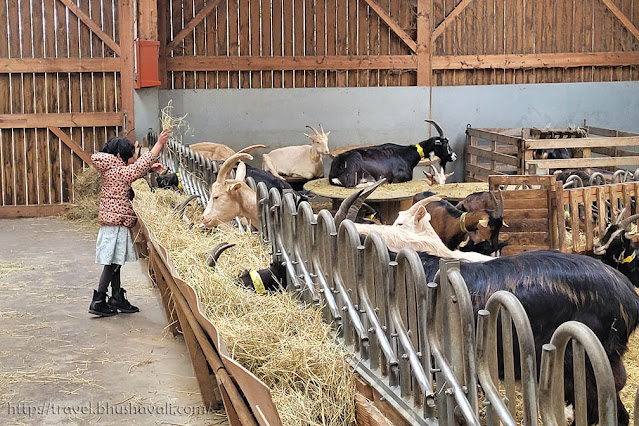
101 137 136 163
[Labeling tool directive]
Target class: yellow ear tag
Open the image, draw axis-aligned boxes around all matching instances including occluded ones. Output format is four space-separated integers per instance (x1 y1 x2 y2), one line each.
478 219 489 226
249 270 266 294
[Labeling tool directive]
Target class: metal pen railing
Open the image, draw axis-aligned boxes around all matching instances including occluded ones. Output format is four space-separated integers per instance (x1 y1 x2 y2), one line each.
156 134 623 426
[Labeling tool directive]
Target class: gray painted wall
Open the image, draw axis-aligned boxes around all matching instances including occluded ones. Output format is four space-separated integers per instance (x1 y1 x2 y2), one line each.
134 82 639 181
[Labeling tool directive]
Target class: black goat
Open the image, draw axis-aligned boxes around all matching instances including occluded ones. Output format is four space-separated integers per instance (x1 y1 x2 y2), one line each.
593 211 639 287
156 170 181 189
328 120 456 188
398 248 639 425
533 148 572 160
207 243 285 293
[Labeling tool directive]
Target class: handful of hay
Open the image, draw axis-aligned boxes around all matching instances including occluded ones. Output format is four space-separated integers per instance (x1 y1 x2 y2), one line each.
132 180 356 426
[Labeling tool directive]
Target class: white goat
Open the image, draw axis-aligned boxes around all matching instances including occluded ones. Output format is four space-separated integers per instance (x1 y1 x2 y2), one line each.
335 182 492 262
190 142 266 162
262 125 330 180
423 163 454 185
201 152 258 228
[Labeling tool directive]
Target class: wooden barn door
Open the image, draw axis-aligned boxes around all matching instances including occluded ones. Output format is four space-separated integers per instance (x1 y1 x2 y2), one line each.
0 0 135 217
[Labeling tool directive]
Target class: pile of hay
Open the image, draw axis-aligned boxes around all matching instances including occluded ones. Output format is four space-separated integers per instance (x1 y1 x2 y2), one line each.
65 166 101 228
131 179 356 426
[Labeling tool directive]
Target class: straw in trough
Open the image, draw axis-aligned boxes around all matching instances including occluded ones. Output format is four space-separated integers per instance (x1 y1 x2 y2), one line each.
131 179 356 426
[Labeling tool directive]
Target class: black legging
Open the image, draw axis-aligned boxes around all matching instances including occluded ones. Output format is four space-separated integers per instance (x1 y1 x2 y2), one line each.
97 264 121 294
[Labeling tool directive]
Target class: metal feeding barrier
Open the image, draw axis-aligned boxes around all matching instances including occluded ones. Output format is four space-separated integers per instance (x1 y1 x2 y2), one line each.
258 190 624 425
149 134 625 425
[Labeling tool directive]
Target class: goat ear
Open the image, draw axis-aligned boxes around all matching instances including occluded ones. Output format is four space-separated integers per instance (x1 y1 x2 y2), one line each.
226 182 242 193
415 206 429 223
325 131 331 136
478 219 489 228
502 221 509 228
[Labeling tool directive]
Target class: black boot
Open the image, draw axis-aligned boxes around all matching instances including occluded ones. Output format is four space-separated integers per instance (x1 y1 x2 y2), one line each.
108 288 139 313
89 290 118 317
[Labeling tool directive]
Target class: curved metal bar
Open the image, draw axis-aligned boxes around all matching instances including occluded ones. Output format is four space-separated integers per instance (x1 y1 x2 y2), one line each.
425 278 481 426
336 220 368 351
539 321 617 425
245 177 257 191
476 291 538 426
391 249 435 408
313 210 342 322
256 182 270 241
446 267 480 416
563 174 583 189
294 201 320 304
361 232 398 379
613 169 632 183
589 172 606 186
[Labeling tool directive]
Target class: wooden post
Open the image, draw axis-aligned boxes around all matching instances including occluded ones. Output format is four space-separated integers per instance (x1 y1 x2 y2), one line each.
416 0 432 86
119 0 135 135
138 0 158 41
157 0 168 89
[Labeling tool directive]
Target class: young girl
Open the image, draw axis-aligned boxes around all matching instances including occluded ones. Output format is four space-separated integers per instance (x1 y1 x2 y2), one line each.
89 130 169 317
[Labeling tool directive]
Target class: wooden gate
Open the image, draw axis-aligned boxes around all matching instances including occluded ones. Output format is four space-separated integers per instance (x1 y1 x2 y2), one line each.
0 0 134 217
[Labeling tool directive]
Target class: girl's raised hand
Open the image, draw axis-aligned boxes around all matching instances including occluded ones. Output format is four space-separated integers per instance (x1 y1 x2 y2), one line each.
150 162 166 173
157 129 169 147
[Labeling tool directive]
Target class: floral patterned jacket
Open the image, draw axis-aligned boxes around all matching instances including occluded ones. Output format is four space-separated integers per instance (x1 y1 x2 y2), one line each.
91 151 157 227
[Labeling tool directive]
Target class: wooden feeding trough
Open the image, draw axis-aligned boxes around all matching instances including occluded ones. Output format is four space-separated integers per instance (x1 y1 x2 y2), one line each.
466 123 639 182
130 203 403 426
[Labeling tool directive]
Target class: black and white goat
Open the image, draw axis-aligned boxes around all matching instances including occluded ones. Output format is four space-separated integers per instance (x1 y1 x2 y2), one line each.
593 210 639 287
328 120 456 187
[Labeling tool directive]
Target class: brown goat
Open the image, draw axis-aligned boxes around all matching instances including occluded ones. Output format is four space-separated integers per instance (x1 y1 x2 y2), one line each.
412 190 504 251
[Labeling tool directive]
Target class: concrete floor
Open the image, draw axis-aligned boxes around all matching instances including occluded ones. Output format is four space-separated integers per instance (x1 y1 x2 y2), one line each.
0 218 228 426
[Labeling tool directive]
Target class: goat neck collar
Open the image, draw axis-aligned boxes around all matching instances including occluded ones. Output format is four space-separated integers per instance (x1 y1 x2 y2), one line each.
622 251 636 264
460 212 468 233
310 148 321 162
249 270 266 294
416 144 426 159
614 247 636 265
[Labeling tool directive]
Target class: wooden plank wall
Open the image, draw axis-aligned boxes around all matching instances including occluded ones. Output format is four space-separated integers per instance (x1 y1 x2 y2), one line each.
163 0 639 89
561 182 639 254
0 0 123 208
166 0 416 88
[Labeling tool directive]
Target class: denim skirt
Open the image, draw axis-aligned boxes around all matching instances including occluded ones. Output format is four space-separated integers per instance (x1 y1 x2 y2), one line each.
95 225 138 266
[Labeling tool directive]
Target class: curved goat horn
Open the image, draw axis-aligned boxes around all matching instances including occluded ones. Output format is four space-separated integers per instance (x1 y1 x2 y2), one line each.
425 119 444 138
237 144 267 154
306 125 320 136
495 189 505 217
319 124 325 134
216 152 253 183
173 194 198 216
615 208 627 225
618 212 639 230
334 178 387 226
206 242 236 268
634 167 639 182
589 172 606 186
